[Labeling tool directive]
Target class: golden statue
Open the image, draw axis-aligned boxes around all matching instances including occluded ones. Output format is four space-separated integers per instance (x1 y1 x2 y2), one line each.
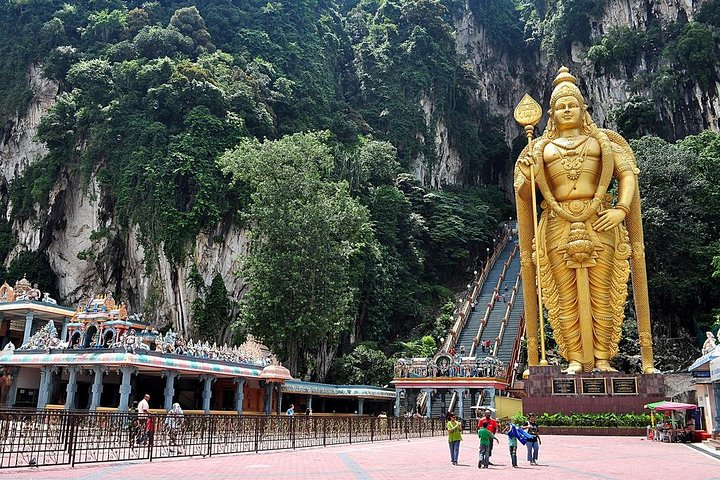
514 67 657 374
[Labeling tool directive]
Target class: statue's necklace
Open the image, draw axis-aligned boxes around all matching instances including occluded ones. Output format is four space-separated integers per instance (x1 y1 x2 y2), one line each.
552 136 590 180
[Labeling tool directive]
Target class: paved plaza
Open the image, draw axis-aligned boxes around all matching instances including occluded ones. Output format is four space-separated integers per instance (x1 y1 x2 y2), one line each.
0 434 717 480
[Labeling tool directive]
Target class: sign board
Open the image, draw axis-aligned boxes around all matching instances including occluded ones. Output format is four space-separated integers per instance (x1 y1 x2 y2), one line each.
581 378 606 395
611 377 638 395
552 378 576 395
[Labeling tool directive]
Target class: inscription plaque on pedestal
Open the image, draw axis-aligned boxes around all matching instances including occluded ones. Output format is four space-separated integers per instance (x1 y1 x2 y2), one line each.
581 378 606 395
552 378 576 395
611 377 638 395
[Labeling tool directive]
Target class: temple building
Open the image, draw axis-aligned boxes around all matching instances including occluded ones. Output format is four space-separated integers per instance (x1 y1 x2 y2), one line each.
0 280 394 415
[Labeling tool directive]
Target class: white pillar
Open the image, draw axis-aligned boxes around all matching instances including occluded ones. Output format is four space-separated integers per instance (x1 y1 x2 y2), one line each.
22 311 34 345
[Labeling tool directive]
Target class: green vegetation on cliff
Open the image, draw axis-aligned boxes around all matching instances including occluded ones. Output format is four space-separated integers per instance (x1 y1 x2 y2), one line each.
0 0 509 380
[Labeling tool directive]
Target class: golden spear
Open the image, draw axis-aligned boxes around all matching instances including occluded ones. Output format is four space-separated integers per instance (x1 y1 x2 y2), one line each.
513 94 548 367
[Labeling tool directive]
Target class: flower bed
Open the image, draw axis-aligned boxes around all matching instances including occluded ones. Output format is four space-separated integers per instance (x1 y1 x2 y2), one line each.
540 426 646 436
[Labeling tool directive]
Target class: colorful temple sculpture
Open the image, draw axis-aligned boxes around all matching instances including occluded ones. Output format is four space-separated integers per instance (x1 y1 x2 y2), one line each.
0 282 394 415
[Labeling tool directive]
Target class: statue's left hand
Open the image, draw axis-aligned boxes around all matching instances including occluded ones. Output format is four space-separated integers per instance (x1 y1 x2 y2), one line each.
593 208 626 231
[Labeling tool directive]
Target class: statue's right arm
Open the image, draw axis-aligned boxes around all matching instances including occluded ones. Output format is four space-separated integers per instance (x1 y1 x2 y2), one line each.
514 148 536 201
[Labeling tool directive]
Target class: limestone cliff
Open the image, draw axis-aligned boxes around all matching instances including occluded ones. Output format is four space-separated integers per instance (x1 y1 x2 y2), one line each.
1 0 718 338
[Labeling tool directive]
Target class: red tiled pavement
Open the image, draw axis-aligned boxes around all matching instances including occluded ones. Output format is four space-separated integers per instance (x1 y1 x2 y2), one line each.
0 435 717 480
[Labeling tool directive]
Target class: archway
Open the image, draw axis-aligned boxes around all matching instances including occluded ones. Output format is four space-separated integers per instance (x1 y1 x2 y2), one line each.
103 329 115 347
70 331 82 349
83 325 97 348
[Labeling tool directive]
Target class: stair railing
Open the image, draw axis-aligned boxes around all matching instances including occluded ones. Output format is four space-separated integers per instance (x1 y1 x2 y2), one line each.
443 232 510 353
470 243 518 358
506 314 526 387
491 268 521 358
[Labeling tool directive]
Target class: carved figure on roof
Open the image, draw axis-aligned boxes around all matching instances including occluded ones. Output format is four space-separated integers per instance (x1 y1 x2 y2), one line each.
14 275 31 300
41 292 57 304
702 331 718 355
104 293 116 310
19 320 59 351
123 329 137 354
119 302 128 319
2 341 15 353
27 283 41 302
0 282 15 302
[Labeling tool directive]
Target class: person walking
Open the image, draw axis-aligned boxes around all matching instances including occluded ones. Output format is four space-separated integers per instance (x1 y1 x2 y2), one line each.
477 421 499 468
522 413 541 465
502 422 518 468
478 409 498 464
286 403 295 416
137 394 151 445
165 403 184 449
446 412 462 465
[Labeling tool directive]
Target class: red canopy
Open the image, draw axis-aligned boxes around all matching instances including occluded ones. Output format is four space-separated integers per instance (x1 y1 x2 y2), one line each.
644 401 697 412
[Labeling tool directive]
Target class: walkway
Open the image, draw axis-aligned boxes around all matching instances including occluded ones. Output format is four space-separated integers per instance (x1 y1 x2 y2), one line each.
1 435 717 479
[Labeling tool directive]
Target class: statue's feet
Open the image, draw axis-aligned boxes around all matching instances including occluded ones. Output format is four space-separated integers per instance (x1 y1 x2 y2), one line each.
562 361 582 374
594 360 617 372
522 369 530 379
643 366 660 374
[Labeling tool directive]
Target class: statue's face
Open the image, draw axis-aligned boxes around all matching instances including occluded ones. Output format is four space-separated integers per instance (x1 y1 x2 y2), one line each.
552 95 582 131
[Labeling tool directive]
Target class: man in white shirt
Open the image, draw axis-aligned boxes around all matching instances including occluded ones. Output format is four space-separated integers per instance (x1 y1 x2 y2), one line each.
138 394 151 416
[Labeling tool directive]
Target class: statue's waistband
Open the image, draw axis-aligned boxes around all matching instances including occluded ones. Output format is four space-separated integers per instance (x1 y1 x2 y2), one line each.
541 195 613 217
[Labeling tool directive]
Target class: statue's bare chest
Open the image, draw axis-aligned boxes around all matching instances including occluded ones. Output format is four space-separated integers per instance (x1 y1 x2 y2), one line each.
543 136 602 189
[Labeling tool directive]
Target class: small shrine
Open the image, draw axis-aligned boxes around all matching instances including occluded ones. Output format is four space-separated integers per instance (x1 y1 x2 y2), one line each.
65 293 140 349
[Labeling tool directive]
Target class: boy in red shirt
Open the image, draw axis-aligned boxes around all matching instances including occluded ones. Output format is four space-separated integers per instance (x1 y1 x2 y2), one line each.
477 409 498 464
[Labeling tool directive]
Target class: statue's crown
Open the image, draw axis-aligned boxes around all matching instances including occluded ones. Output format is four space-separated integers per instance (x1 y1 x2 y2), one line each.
550 66 584 109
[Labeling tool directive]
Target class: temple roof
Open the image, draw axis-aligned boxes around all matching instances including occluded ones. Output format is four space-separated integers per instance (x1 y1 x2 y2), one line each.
0 349 263 378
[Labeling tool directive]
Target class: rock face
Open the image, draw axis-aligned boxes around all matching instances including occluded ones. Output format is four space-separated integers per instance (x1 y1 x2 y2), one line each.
1 1 719 335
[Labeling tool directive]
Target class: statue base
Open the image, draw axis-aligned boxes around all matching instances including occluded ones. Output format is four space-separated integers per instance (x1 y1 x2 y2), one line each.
522 366 665 415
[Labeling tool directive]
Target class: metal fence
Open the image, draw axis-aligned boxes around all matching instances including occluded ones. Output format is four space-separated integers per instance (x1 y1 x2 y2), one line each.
0 410 446 469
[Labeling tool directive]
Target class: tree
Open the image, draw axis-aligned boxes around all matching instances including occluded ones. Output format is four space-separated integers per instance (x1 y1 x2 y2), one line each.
631 136 720 335
170 6 216 54
327 344 394 385
219 132 372 380
190 270 234 343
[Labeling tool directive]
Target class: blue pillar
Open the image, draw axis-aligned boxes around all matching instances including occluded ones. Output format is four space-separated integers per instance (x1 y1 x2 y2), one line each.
307 395 313 413
200 375 215 414
713 382 720 435
60 318 69 343
358 398 364 415
5 367 19 407
487 387 496 411
89 366 107 411
233 378 245 415
456 388 467 420
277 387 283 415
117 366 136 412
394 389 403 417
22 311 34 345
263 382 273 415
64 366 81 409
422 388 433 418
37 366 57 409
162 370 179 411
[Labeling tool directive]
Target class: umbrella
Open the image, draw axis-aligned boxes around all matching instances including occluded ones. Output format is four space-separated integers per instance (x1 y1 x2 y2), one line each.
645 401 697 431
644 401 696 412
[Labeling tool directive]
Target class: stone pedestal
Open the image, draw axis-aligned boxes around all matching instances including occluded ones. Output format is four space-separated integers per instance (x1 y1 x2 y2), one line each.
523 366 665 414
